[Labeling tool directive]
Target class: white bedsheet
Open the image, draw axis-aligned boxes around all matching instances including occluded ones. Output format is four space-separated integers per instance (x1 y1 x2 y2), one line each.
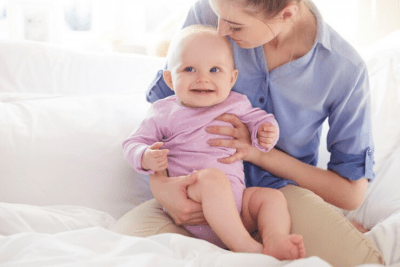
0 203 398 267
0 227 334 267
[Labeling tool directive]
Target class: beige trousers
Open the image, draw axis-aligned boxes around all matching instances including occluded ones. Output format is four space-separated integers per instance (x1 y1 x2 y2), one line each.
111 185 384 267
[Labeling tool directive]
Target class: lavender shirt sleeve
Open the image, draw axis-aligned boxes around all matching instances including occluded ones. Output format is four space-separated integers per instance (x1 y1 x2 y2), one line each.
236 94 279 152
122 105 163 174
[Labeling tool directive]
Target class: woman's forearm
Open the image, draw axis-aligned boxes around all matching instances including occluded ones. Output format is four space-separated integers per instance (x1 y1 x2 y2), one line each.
247 147 368 210
148 171 206 225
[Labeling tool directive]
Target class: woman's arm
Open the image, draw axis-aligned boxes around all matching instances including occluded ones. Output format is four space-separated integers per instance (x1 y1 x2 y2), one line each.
149 171 207 225
206 114 368 211
246 147 368 210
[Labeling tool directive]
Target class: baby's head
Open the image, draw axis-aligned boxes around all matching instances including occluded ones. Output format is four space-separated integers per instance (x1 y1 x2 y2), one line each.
163 25 238 108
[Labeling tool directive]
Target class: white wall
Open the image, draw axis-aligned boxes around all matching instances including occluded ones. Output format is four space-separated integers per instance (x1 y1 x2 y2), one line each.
0 0 399 54
314 0 400 49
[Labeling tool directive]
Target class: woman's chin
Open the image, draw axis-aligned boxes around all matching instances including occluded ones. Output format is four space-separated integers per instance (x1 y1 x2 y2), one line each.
234 41 258 49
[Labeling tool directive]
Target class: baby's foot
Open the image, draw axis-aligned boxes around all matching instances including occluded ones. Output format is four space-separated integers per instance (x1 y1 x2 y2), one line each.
262 234 306 260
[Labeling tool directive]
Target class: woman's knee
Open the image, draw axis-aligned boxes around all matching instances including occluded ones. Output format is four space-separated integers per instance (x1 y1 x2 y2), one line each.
110 199 173 237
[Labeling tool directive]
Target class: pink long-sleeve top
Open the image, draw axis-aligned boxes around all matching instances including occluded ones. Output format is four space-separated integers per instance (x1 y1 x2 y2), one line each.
123 91 279 183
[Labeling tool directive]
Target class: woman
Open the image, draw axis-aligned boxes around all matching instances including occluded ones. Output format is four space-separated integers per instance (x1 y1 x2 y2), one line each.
112 0 384 265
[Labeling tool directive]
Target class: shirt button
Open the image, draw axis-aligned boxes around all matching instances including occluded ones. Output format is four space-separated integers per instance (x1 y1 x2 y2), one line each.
367 148 372 156
259 97 265 104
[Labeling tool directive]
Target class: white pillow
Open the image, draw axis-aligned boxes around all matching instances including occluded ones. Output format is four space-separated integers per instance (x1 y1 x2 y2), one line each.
0 40 165 95
343 32 400 228
365 211 400 265
0 203 116 235
0 92 153 219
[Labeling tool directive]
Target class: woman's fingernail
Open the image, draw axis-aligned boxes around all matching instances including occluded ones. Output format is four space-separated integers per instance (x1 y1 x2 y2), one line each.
207 140 216 145
205 126 214 132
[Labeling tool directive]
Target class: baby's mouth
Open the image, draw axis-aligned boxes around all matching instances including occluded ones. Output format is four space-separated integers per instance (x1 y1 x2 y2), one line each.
191 89 214 94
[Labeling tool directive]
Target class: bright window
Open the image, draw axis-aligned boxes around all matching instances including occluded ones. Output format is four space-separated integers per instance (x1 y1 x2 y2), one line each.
1 0 399 55
0 0 8 37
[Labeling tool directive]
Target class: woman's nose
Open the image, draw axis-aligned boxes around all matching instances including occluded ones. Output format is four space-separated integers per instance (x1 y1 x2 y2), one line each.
217 18 231 36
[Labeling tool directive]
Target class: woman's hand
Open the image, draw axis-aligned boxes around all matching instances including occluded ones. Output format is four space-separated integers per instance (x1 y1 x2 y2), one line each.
149 171 207 225
206 113 255 163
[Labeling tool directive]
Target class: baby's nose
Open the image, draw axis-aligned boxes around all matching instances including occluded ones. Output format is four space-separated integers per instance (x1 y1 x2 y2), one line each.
196 73 210 83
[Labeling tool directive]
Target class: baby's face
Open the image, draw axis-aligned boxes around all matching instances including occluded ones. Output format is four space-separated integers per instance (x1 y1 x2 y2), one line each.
170 32 237 108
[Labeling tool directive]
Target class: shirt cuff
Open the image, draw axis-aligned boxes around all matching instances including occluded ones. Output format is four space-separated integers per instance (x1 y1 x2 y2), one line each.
327 147 375 181
251 121 279 153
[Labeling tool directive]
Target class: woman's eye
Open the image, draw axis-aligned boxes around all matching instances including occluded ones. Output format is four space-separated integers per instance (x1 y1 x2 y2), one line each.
210 67 219 73
230 27 241 32
184 67 195 72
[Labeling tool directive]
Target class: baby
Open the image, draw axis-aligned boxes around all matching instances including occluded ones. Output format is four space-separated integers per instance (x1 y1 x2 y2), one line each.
123 25 305 260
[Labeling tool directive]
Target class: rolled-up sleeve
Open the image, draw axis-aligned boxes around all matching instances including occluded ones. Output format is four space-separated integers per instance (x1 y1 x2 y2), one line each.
327 64 375 181
328 147 374 181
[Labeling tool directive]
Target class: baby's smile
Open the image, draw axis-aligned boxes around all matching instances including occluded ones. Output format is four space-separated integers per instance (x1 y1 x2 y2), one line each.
190 89 215 94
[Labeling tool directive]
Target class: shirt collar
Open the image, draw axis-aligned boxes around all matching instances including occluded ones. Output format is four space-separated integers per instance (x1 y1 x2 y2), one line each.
307 1 331 51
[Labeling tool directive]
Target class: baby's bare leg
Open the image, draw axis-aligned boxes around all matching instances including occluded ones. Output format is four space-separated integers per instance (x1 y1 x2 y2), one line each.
187 168 262 253
241 187 306 260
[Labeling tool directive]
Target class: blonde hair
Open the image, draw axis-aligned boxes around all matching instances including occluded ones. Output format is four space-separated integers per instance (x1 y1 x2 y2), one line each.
166 25 234 71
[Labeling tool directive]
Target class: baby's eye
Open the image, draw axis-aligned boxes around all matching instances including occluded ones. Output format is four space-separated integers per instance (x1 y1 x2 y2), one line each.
210 67 219 73
184 66 195 72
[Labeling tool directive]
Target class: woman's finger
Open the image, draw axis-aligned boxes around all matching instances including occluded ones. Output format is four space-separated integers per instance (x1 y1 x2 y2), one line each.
206 125 238 138
181 212 208 226
208 138 247 149
215 113 247 129
218 148 247 164
185 218 208 226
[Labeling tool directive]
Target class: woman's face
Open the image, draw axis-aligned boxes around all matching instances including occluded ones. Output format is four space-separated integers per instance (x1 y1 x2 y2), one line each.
209 0 283 48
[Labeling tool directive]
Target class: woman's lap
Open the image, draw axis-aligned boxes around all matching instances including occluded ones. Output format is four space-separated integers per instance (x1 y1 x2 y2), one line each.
278 185 384 266
110 198 193 237
111 185 384 266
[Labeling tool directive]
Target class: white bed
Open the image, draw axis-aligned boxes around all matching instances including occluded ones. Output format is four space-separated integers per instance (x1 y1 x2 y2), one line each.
1 31 400 266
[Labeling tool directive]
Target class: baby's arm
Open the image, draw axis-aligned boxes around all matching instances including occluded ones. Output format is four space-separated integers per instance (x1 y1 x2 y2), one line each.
123 104 168 174
236 94 279 153
142 142 169 171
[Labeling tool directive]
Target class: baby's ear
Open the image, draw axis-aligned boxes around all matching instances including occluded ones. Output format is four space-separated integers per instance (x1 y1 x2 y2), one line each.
163 70 174 91
230 69 239 87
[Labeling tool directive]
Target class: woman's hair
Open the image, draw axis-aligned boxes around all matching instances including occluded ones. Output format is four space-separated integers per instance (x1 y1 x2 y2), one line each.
231 0 301 19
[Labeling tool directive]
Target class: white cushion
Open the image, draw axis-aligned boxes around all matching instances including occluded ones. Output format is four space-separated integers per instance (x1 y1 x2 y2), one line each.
343 31 400 228
0 39 165 95
0 92 153 219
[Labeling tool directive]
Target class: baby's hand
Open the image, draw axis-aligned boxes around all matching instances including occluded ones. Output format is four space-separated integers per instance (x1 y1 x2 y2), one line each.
142 142 169 171
257 123 277 149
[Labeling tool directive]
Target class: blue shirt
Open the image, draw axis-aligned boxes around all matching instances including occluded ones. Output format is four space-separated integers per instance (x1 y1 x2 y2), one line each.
146 0 375 189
